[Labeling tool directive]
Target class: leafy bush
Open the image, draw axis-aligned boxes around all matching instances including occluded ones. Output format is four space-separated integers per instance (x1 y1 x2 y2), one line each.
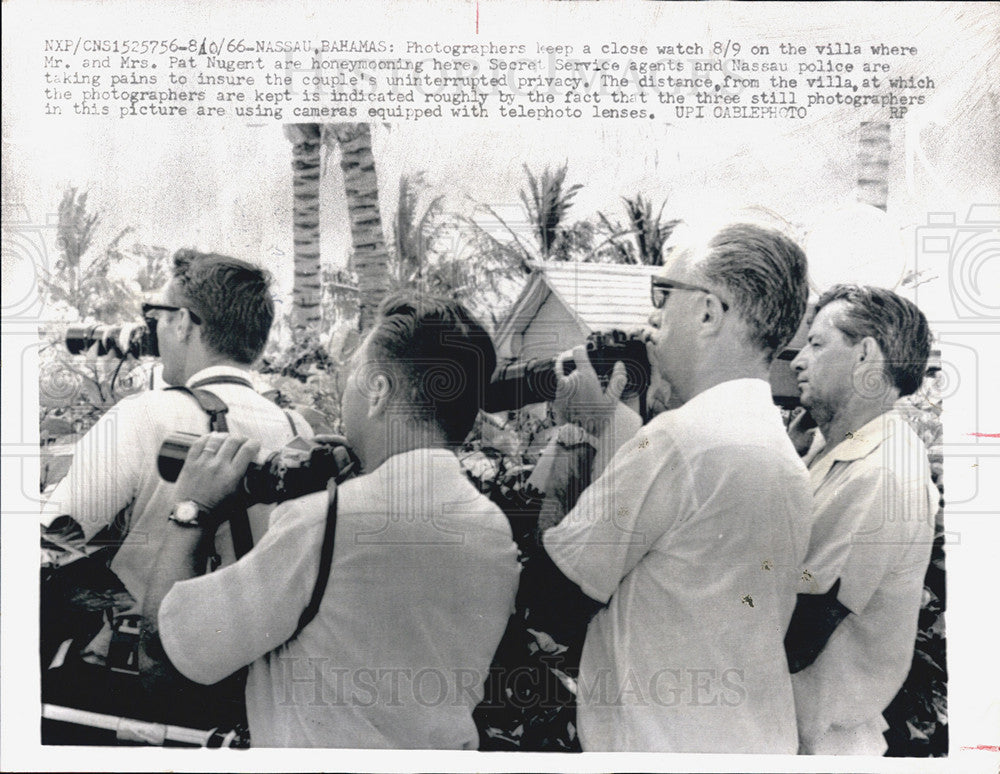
459 408 586 751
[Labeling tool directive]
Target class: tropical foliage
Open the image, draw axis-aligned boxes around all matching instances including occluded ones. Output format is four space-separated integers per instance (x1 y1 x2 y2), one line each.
38 189 163 489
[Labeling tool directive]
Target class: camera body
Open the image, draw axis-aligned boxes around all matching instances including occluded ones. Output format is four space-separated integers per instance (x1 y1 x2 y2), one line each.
65 322 158 359
485 330 651 413
158 433 360 505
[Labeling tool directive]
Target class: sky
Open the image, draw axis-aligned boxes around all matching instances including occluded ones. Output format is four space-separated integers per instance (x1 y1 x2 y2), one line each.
3 2 997 317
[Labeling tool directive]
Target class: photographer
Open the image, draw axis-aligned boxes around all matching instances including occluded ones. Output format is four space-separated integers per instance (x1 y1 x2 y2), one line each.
139 294 521 748
525 223 812 752
41 250 310 677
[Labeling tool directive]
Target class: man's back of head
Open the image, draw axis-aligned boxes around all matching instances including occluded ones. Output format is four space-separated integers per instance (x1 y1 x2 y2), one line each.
169 249 275 364
343 293 497 468
153 249 275 385
698 223 809 360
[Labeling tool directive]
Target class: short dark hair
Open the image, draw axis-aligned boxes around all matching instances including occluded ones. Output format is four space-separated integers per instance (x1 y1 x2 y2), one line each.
815 284 931 397
171 249 274 363
698 224 809 361
365 293 497 444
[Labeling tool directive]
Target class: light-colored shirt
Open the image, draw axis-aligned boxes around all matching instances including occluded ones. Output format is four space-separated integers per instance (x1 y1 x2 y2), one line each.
159 448 521 749
41 365 310 609
544 378 811 753
792 410 937 755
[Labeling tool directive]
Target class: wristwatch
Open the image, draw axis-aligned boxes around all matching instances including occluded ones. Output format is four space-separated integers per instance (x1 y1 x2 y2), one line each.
169 500 211 528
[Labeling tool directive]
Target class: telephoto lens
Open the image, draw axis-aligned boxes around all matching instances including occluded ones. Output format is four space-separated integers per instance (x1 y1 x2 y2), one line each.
157 432 359 506
64 322 157 359
484 330 651 413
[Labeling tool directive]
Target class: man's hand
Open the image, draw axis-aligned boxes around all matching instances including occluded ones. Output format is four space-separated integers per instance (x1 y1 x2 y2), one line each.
553 345 628 436
174 433 260 510
644 339 673 416
787 407 818 458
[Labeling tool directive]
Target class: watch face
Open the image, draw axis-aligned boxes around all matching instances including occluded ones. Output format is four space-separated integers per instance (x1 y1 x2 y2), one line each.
174 501 201 523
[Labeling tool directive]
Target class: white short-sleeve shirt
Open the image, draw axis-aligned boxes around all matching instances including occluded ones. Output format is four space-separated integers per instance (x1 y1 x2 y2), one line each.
41 365 310 610
792 411 937 755
159 448 521 749
544 378 812 753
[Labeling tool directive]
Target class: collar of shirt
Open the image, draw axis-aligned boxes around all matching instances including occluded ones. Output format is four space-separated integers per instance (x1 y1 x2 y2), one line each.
676 377 775 419
184 364 254 388
367 446 462 482
806 410 902 484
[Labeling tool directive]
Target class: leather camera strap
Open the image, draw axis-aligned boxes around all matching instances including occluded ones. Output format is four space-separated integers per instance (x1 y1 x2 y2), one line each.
292 480 339 638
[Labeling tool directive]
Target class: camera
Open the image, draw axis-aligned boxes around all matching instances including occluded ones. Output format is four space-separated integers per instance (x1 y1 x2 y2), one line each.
157 433 359 505
485 330 651 413
65 322 158 359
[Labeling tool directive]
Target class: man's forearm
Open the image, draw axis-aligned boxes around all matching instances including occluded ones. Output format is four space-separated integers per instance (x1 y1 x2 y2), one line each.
138 523 213 688
591 402 642 479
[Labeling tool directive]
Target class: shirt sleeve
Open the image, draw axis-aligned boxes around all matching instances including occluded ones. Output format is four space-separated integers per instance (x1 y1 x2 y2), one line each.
543 431 693 603
40 394 151 537
158 496 326 685
826 463 935 616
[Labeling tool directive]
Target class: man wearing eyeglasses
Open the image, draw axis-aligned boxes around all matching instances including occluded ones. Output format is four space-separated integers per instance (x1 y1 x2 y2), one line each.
530 223 812 752
41 249 310 683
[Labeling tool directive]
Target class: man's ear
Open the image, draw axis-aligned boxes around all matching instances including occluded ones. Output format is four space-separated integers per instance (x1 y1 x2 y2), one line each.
699 293 726 334
855 336 894 399
367 371 392 418
856 336 881 364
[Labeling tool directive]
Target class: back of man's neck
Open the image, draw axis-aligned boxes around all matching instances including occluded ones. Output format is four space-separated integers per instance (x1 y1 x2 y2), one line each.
363 437 450 475
183 357 249 383
683 361 771 404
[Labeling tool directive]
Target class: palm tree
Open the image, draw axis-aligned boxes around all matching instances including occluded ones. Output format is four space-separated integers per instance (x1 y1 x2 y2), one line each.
857 121 890 212
463 162 586 269
621 194 680 266
324 123 391 332
594 195 680 265
520 163 583 260
283 124 323 338
391 172 444 289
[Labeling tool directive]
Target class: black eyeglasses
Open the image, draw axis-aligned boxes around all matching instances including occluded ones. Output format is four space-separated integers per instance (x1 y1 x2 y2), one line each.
142 302 202 324
650 277 730 311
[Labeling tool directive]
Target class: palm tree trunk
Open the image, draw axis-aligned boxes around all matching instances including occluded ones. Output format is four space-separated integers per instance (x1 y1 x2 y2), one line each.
857 121 891 211
283 123 323 337
327 123 391 332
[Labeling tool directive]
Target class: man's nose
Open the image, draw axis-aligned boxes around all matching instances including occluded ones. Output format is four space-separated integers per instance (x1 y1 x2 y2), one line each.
648 310 661 329
791 350 806 371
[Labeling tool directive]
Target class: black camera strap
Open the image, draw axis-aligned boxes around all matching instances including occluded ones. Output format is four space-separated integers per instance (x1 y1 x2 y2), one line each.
292 480 339 638
167 376 259 560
